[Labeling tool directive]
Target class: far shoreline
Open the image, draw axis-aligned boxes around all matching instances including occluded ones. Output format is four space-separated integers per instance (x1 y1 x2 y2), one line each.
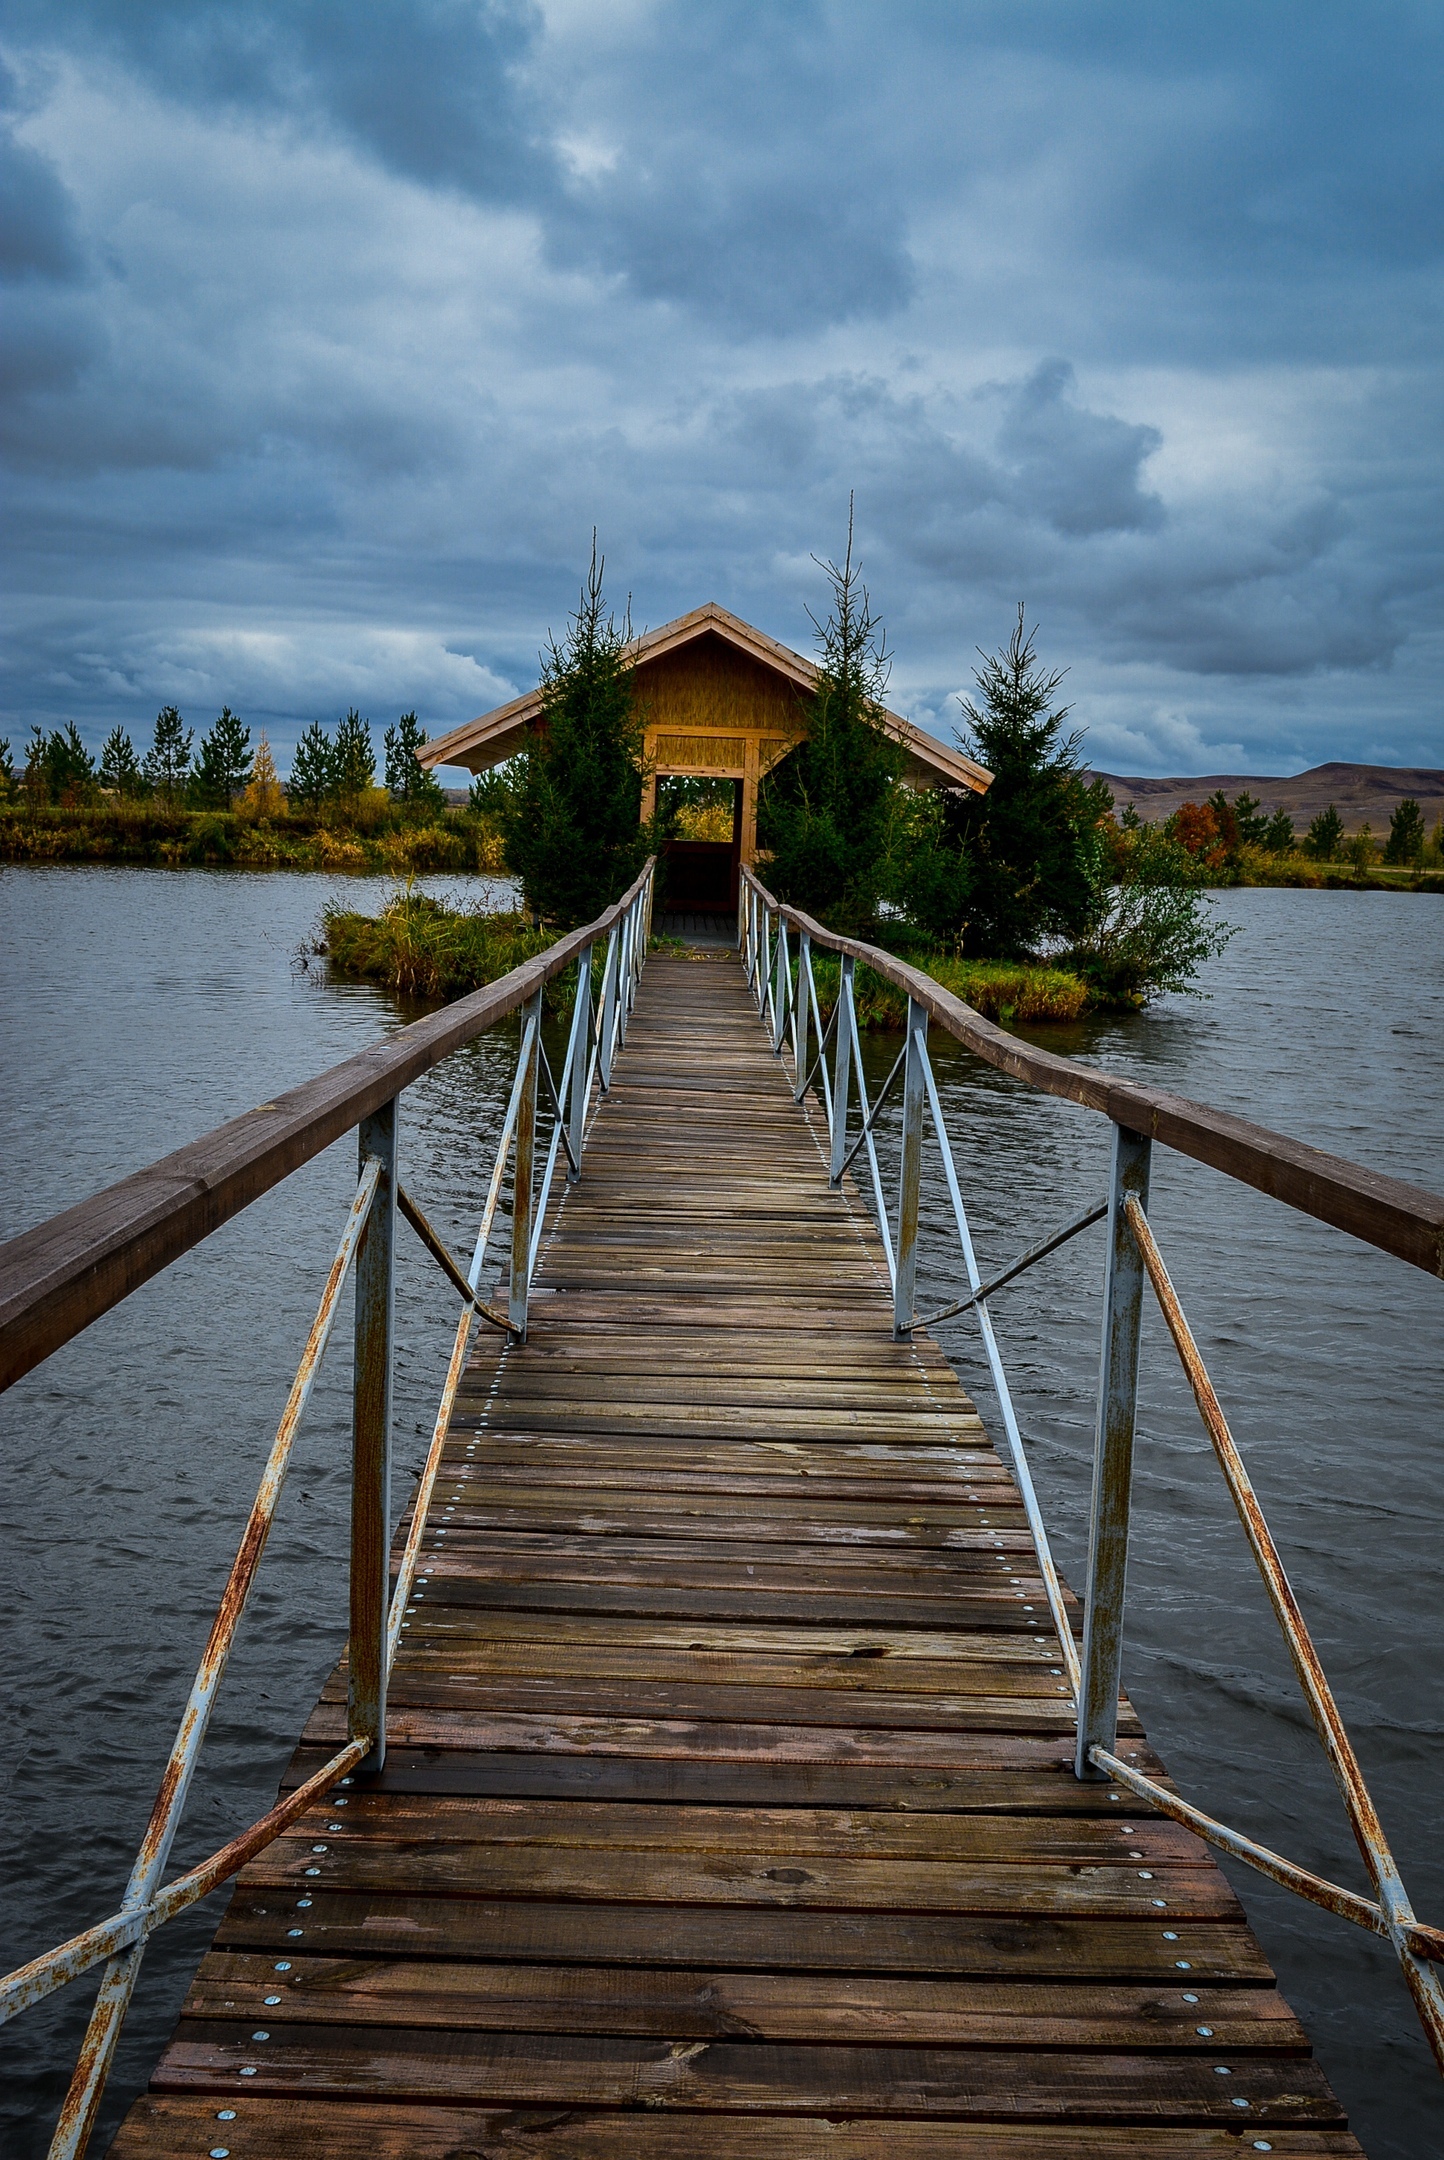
2 804 1441 894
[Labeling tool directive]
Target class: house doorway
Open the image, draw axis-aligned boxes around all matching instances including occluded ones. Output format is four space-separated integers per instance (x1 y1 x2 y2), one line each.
657 776 742 914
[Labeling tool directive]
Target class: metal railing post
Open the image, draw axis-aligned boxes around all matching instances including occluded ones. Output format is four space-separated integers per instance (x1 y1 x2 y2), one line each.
1076 1122 1152 1775
772 919 790 1054
508 989 542 1338
598 929 621 1090
349 1095 397 1771
621 884 642 1031
616 905 633 1042
893 997 928 1336
567 944 592 1178
794 930 810 1098
828 954 855 1184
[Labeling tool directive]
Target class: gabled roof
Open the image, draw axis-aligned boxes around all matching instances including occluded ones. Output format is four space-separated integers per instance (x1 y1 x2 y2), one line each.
420 601 992 794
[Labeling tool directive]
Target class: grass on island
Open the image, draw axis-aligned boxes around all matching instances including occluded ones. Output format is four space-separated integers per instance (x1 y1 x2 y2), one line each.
806 953 1089 1029
320 890 560 1003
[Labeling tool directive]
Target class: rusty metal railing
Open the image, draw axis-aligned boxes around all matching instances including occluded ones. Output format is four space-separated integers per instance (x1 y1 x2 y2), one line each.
0 860 655 2158
740 865 1444 2076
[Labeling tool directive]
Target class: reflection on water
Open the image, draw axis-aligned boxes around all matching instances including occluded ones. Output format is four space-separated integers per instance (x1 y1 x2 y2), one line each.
0 871 1440 2158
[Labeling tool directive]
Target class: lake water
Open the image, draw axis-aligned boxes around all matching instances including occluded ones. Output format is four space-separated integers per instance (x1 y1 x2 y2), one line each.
1 867 1440 2159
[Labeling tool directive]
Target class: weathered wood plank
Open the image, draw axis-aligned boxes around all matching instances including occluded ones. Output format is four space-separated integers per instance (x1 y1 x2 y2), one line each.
309 1672 1117 1738
245 1841 1231 1919
111 2094 1367 2158
149 2026 1346 2120
367 1644 1082 1697
182 1957 1304 2048
402 1538 1048 1583
260 1794 1208 1863
341 1613 1060 1659
276 1750 1161 1813
216 1892 1271 1979
298 1706 1136 1762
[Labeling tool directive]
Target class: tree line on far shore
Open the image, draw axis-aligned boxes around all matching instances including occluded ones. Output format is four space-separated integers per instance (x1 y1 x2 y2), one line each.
3 706 449 818
1159 789 1439 877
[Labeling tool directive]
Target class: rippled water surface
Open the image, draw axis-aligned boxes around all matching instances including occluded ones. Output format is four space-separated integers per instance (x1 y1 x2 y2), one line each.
1 870 1441 2159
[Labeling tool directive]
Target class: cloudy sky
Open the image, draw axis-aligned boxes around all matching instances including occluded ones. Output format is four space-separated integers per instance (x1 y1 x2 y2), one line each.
3 1 1442 780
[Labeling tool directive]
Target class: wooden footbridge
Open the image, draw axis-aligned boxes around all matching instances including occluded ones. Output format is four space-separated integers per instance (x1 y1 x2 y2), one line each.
3 862 1442 2157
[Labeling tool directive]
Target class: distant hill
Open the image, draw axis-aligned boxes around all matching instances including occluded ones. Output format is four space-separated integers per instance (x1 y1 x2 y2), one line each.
1087 761 1444 834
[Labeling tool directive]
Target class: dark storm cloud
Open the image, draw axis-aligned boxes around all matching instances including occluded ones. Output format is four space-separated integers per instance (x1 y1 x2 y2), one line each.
0 67 107 464
0 2 1441 772
11 0 917 334
3 0 551 202
538 1 914 333
0 99 83 281
683 364 1401 687
992 363 1163 539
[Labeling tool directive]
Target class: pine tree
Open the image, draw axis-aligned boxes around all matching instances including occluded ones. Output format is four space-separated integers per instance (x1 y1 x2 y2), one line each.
23 725 48 805
938 607 1102 957
289 721 335 812
1229 791 1269 847
99 726 145 797
889 786 973 946
332 708 376 811
1263 808 1295 854
1303 804 1344 861
27 722 99 804
191 706 253 807
61 723 98 803
240 732 284 818
494 538 655 926
384 710 446 811
1384 798 1425 865
143 706 194 799
758 505 904 933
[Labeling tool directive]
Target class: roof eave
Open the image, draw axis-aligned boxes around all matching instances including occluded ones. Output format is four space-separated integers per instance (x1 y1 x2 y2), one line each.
419 600 991 794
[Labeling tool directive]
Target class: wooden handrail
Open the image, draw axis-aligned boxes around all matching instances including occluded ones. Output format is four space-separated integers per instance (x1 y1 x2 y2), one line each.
0 865 655 1391
742 867 1444 1279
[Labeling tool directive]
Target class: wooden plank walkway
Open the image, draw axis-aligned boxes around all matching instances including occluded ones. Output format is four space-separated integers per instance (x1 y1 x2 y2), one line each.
111 952 1363 2157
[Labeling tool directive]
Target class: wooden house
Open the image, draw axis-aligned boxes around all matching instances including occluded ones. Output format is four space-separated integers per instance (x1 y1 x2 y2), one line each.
421 602 991 912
